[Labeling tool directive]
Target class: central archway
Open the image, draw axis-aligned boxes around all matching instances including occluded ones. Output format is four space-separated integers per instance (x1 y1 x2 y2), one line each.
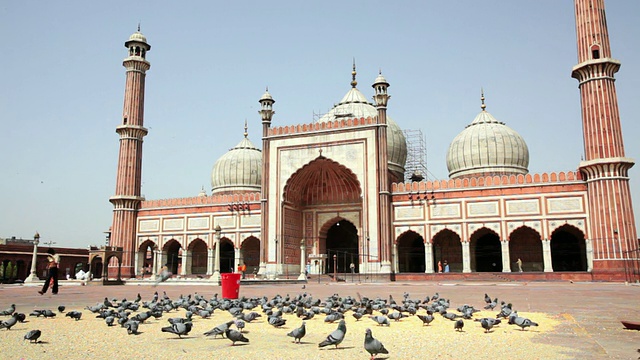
470 228 502 272
432 229 462 272
325 220 359 274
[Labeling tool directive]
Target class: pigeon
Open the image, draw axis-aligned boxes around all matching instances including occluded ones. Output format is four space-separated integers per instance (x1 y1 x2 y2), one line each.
204 321 235 338
268 316 287 328
454 319 464 332
484 298 498 310
15 313 26 323
484 293 492 304
105 316 115 326
369 315 390 326
324 312 342 323
352 312 363 321
364 328 389 360
511 316 539 331
319 319 346 349
234 319 246 333
287 321 306 343
66 311 82 321
24 329 42 343
225 327 249 346
57 306 66 313
0 304 15 316
42 310 56 318
496 303 513 319
477 317 501 333
124 320 140 335
162 321 193 338
387 311 405 321
417 313 435 326
0 313 19 330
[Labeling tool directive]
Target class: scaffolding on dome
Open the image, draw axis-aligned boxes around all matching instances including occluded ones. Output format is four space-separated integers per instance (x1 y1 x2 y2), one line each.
403 129 428 183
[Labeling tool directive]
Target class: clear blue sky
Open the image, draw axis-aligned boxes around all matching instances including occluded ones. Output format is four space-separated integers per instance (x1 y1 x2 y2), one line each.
1 1 638 248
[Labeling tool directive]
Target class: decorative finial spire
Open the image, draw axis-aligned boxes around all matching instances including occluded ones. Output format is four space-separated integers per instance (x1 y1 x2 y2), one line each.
350 58 357 88
480 88 486 111
244 119 248 138
137 23 141 32
265 86 268 92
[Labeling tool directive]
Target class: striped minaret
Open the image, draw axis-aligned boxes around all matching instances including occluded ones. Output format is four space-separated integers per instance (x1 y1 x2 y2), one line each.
109 28 151 278
372 70 392 273
572 0 637 278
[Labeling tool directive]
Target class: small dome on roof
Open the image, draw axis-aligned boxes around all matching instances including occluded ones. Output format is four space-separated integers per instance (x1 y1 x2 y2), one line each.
211 125 262 195
128 31 147 43
446 96 529 179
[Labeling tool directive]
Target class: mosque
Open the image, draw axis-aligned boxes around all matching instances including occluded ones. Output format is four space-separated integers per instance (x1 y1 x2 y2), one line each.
106 0 637 282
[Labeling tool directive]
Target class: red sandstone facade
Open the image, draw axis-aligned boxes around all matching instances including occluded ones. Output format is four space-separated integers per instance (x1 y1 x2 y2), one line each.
109 1 637 282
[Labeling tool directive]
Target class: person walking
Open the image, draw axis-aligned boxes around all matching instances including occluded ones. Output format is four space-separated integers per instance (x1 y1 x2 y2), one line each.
38 248 59 295
443 260 450 273
437 260 442 273
516 258 523 272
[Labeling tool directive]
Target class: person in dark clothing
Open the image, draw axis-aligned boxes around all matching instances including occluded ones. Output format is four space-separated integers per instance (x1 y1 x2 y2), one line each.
39 248 59 295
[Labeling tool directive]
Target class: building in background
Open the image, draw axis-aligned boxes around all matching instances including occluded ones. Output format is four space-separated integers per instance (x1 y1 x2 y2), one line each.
109 0 637 281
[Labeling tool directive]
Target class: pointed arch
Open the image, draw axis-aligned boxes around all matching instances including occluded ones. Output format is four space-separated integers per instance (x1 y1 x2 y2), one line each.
241 236 260 275
550 224 587 271
320 219 359 274
163 239 182 275
187 238 208 275
509 226 543 272
432 229 462 272
283 156 362 206
470 227 502 272
137 239 157 277
397 230 425 273
219 238 235 274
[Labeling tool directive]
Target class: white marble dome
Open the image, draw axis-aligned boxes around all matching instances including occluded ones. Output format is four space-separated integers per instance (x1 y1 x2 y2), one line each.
317 80 407 181
446 105 529 179
211 130 262 195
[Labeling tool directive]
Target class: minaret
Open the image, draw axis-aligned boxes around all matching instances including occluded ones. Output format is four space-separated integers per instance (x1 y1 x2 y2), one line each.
572 0 637 278
372 70 392 273
109 28 151 278
258 88 275 275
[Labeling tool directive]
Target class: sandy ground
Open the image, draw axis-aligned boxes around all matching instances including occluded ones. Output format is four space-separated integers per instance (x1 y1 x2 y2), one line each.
1 281 639 359
2 290 573 360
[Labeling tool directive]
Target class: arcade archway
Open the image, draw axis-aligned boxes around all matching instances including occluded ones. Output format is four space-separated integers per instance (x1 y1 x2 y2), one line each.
220 239 235 273
397 231 425 273
188 239 208 275
432 229 462 272
551 225 587 271
470 228 502 272
164 240 182 275
241 237 260 275
509 226 543 272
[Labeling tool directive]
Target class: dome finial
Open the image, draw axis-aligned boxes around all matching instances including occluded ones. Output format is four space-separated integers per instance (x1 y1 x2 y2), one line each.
480 88 486 111
244 119 248 138
350 58 357 88
137 22 141 32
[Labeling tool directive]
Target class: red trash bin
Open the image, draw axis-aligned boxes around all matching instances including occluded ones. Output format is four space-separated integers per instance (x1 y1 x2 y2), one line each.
221 273 241 299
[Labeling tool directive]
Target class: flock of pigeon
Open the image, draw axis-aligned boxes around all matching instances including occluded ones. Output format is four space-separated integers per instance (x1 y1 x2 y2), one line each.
1 290 539 359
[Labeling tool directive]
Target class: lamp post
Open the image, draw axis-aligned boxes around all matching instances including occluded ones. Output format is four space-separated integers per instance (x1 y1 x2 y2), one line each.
25 232 40 283
210 225 221 284
298 239 307 281
333 254 337 282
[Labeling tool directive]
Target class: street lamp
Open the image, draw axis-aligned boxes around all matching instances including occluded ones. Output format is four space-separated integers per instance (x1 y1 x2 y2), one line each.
25 232 40 283
210 225 221 284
